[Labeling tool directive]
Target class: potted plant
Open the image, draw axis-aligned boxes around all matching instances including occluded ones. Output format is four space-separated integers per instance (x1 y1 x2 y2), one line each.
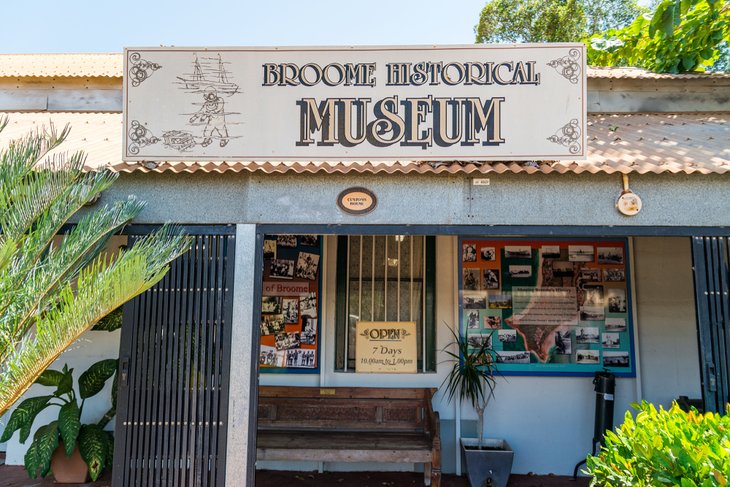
442 326 513 487
0 359 118 482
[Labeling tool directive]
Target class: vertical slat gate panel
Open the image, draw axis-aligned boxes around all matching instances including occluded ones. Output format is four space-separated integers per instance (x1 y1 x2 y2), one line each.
113 230 235 487
692 236 730 414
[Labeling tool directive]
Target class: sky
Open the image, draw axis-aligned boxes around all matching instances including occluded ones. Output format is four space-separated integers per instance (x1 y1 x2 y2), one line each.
1 0 489 53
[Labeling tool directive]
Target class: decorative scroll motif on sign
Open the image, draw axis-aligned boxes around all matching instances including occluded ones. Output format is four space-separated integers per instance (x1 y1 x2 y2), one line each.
546 48 582 84
547 119 582 154
127 121 160 155
128 52 162 87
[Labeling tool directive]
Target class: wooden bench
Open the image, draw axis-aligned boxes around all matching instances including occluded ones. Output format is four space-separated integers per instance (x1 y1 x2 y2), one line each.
256 386 441 487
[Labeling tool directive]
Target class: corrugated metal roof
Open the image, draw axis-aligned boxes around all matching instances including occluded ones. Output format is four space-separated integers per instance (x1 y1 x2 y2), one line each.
587 66 730 80
0 54 122 78
0 53 728 81
0 112 727 175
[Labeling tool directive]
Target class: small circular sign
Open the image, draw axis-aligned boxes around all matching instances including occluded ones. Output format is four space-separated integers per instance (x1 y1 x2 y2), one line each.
616 190 642 216
337 187 377 215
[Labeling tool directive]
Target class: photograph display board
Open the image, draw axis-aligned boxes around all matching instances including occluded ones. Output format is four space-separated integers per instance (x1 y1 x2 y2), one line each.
259 235 321 373
459 238 635 376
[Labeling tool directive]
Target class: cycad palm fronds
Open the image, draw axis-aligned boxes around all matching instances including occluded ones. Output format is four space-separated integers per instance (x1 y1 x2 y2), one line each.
0 119 191 417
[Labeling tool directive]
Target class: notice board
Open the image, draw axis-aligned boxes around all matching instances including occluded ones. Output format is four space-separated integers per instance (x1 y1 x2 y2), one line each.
459 238 635 377
259 235 321 373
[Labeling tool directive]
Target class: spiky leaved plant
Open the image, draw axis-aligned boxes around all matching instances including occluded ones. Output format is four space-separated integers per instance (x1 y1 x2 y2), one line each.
441 326 497 449
0 119 190 468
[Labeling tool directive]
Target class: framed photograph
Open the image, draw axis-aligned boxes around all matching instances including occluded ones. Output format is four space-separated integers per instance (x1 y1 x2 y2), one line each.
302 315 317 334
300 235 319 247
498 329 516 343
582 284 605 307
598 247 624 264
576 327 600 344
467 333 492 349
270 259 294 279
541 245 561 259
282 298 299 324
484 315 502 329
483 269 500 289
259 346 285 367
580 268 601 282
607 288 627 313
504 246 532 259
463 291 487 309
552 261 575 277
262 296 282 314
286 349 316 368
260 314 285 336
576 350 600 364
554 330 572 354
602 333 620 349
605 317 627 331
463 243 477 262
463 268 480 290
276 235 297 247
275 332 301 351
569 245 594 262
508 265 532 278
263 239 277 259
480 247 496 261
295 252 320 280
488 293 512 309
603 268 626 282
466 310 481 329
496 351 530 364
300 293 318 318
603 351 630 367
301 332 317 345
580 306 605 321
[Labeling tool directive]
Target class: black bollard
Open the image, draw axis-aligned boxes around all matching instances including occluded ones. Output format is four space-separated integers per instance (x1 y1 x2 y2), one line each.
573 371 615 479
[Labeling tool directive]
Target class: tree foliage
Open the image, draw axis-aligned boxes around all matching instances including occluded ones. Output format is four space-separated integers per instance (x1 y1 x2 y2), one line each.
583 0 648 34
475 0 645 43
0 120 191 417
587 0 730 72
476 0 587 43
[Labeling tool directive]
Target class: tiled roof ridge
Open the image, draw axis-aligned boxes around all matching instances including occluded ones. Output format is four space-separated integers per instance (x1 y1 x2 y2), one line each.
0 111 727 176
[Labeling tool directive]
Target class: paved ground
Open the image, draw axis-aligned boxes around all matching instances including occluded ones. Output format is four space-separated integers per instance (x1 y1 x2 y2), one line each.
0 465 591 487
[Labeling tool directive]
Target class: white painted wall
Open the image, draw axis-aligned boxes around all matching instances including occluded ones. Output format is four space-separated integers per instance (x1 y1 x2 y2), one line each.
4 329 121 465
633 237 701 406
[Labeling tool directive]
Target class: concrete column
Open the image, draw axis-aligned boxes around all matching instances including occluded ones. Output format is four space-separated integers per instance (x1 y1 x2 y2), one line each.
225 224 258 485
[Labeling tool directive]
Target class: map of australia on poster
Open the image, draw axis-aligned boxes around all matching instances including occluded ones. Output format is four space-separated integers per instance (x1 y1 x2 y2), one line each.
510 287 578 362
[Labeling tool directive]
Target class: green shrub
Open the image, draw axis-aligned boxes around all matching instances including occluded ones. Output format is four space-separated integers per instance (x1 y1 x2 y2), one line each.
586 401 730 486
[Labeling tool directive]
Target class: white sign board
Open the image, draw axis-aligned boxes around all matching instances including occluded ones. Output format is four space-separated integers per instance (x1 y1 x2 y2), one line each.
123 45 586 162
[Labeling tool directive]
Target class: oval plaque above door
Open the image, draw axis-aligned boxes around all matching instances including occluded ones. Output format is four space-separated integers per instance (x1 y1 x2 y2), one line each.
337 187 377 215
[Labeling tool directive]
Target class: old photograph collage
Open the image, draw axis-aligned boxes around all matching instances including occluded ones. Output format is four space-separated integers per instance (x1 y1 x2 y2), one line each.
260 235 321 372
460 239 634 376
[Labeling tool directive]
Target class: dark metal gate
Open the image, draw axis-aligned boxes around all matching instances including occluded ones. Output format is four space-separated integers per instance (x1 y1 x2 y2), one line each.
113 230 235 486
692 236 730 414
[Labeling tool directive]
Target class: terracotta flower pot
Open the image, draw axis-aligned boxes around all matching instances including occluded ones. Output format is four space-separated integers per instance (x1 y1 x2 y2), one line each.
51 443 89 484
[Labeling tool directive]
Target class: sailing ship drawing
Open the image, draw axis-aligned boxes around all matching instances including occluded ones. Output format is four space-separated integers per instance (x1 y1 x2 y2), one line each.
159 53 242 152
176 54 239 95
